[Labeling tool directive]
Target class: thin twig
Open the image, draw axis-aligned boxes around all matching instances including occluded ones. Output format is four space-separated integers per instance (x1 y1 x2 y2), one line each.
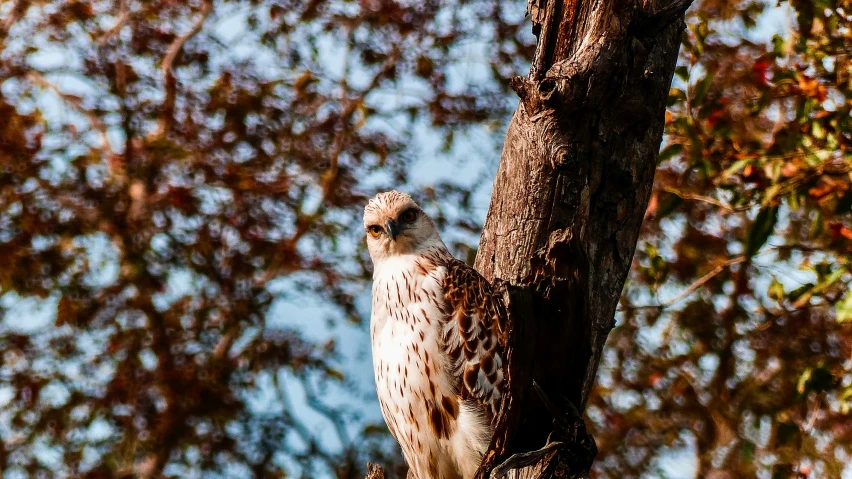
155 0 212 136
260 45 402 284
364 464 385 479
662 186 744 213
621 256 747 312
0 0 27 37
160 0 212 78
300 375 352 449
26 71 114 154
98 0 130 45
620 238 838 314
320 43 402 199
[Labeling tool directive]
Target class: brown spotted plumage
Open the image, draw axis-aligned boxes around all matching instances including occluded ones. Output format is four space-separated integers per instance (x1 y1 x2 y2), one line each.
442 258 507 418
365 191 508 479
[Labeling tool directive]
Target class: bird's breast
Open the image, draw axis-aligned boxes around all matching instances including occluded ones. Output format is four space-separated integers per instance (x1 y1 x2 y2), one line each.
368 256 491 479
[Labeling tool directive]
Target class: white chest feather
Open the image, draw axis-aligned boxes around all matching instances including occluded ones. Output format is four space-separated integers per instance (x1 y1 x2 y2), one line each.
370 255 489 479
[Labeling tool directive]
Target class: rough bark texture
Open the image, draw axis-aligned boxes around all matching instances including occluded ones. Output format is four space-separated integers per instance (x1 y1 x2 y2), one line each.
473 0 691 477
364 0 691 477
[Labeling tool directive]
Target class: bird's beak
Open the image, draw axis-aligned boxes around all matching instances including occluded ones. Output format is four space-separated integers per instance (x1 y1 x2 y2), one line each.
385 219 400 241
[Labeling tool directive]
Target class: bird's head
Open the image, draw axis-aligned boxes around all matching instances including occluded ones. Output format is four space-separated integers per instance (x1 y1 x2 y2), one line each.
363 190 443 261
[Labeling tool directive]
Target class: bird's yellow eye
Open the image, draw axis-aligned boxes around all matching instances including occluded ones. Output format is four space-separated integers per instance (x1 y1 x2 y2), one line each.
399 209 417 223
367 225 382 238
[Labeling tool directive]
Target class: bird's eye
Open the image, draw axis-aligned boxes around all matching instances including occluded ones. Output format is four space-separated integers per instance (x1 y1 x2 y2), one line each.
399 209 417 223
367 225 383 238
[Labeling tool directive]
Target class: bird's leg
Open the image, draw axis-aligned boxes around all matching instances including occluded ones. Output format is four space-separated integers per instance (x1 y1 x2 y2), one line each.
490 441 563 478
531 380 597 473
489 382 597 478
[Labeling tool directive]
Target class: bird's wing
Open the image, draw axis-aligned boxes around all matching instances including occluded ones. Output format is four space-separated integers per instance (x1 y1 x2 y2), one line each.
441 258 508 419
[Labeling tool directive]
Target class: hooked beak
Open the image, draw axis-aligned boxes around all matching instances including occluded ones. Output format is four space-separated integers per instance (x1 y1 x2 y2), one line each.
385 219 400 241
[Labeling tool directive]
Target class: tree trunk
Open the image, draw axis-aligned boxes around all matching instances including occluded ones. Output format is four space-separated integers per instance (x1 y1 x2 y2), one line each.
367 0 691 477
473 0 691 477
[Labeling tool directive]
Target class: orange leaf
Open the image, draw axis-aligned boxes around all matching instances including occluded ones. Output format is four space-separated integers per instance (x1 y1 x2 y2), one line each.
798 76 828 102
809 182 834 200
781 162 799 177
829 223 852 240
645 193 658 219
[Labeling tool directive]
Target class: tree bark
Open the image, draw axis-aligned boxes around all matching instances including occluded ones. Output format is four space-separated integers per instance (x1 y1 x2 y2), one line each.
472 0 691 477
365 0 691 477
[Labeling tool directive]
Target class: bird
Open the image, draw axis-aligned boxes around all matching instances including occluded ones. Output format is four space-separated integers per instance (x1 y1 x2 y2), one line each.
364 190 508 479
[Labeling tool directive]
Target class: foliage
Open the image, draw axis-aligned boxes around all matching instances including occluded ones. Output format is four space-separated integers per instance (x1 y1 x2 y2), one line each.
591 1 852 477
0 1 529 477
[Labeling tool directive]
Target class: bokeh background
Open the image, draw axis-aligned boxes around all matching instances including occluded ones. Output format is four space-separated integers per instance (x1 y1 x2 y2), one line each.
1 0 851 478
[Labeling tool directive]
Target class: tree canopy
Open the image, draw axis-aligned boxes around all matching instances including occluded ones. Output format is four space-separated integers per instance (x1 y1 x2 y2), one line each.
0 1 850 478
594 1 852 477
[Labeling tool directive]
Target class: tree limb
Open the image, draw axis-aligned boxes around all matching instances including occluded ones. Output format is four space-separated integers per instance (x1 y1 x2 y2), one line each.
98 0 130 46
473 0 694 476
25 71 115 155
620 255 747 312
156 0 212 136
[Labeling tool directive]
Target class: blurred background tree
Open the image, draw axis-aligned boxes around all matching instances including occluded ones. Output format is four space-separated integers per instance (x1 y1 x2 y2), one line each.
592 1 852 477
0 0 850 478
0 1 529 477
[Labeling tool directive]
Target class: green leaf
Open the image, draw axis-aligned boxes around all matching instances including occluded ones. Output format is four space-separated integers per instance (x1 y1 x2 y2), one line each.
657 143 683 163
768 278 785 301
810 266 846 296
810 210 825 239
788 191 801 211
745 206 778 257
771 34 786 54
362 423 389 436
836 290 852 323
691 71 715 106
841 387 852 414
797 364 836 395
797 368 811 394
815 262 834 282
740 440 755 463
655 192 683 219
667 87 686 107
788 283 814 302
761 184 781 207
719 158 752 181
442 129 455 152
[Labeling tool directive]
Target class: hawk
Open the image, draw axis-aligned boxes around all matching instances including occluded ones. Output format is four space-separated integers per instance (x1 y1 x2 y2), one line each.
364 191 508 479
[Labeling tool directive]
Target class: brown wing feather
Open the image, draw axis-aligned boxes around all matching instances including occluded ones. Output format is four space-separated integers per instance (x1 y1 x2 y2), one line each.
441 258 508 420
